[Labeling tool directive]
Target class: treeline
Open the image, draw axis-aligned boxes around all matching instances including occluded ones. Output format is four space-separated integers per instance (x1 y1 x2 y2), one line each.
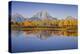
11 17 77 29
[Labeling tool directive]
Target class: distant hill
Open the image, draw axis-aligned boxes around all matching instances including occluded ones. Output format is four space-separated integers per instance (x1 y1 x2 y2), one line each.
66 16 77 20
11 13 27 22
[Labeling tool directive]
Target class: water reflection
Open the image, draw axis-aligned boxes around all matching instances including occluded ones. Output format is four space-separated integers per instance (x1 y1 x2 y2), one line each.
15 30 77 40
11 30 78 52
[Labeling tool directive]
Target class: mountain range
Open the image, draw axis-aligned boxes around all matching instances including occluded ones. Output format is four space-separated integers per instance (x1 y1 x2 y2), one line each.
12 11 74 22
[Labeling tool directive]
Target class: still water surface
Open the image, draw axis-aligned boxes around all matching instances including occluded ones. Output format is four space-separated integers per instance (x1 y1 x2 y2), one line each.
11 30 78 52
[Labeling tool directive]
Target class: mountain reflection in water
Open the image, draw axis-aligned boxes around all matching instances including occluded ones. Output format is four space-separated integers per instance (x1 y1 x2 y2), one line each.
12 30 77 40
11 30 78 52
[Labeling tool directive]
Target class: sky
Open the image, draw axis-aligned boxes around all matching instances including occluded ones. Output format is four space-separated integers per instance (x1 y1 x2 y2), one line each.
11 1 78 19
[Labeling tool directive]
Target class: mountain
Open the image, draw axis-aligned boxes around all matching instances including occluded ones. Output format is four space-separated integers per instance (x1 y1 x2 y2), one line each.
11 11 58 22
28 17 41 21
66 16 77 20
11 13 27 22
30 10 57 20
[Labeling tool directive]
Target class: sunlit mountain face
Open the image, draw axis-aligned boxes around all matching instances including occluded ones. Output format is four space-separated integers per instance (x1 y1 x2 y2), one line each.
30 10 58 21
31 11 54 19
